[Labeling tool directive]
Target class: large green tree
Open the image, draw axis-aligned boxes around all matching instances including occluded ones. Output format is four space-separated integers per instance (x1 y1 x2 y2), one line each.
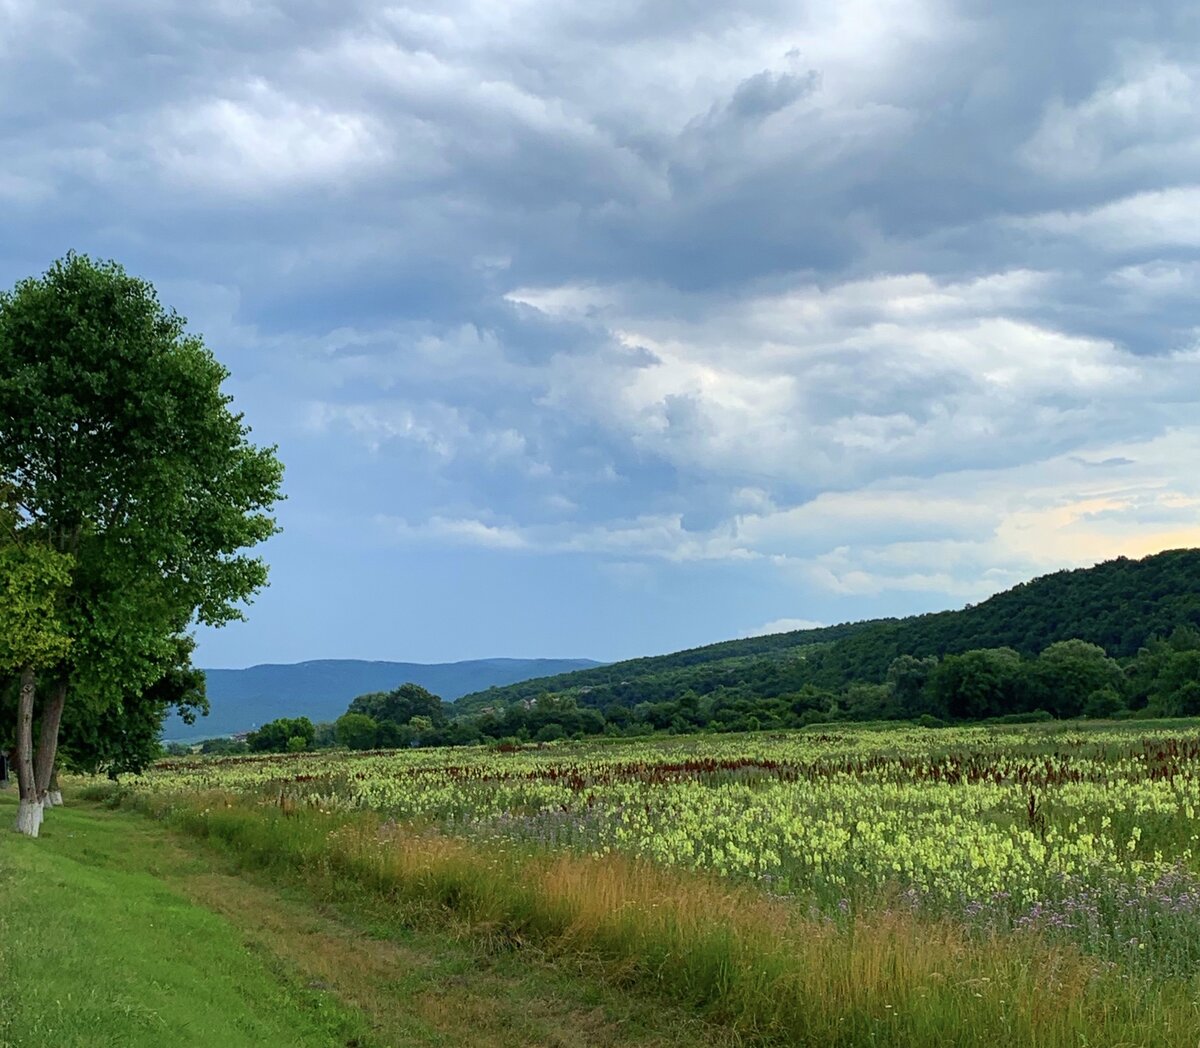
246 716 315 753
334 711 379 750
0 254 283 836
929 648 1028 721
1028 640 1124 719
348 682 447 727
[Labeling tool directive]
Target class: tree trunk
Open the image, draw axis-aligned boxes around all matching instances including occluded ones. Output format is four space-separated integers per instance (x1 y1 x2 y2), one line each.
14 665 41 837
34 680 67 810
48 767 63 807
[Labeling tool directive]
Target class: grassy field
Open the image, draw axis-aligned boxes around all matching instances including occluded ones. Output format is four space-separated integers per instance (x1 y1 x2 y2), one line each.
101 787 1200 1046
56 720 1200 1046
138 720 1200 947
0 790 738 1048
12 722 1200 1045
0 792 370 1048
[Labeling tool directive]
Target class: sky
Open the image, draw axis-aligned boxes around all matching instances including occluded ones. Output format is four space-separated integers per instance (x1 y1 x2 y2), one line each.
4 1 1200 669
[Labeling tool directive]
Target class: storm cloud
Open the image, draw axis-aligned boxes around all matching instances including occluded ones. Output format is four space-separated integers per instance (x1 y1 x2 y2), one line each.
4 0 1200 664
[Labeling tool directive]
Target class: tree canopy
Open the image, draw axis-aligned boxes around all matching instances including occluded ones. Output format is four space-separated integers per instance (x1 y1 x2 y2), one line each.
246 717 315 753
0 253 283 832
348 682 447 728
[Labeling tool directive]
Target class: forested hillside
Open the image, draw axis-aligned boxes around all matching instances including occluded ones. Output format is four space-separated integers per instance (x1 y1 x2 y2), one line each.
803 548 1200 689
453 620 884 714
453 550 1200 722
229 550 1200 754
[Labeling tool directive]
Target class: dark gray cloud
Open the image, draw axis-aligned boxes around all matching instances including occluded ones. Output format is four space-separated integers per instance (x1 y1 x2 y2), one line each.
4 0 1200 663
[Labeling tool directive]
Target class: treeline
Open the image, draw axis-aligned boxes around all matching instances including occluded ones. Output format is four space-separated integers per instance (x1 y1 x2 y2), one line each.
455 630 1200 740
192 627 1200 755
183 551 1200 755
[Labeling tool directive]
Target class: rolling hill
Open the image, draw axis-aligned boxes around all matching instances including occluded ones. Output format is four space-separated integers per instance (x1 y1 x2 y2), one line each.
453 549 1200 715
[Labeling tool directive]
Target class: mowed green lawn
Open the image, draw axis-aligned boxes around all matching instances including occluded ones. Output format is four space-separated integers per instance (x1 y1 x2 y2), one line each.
0 791 370 1048
0 791 731 1048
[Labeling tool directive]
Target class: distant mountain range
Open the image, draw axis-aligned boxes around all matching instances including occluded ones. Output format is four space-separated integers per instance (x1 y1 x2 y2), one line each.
165 658 602 740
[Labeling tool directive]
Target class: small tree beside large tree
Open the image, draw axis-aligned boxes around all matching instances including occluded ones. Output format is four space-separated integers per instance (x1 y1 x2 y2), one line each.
0 253 283 836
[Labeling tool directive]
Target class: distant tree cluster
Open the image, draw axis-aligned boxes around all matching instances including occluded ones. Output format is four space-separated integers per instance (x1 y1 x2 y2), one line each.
327 682 451 749
452 549 1200 725
446 631 1196 741
181 550 1200 757
247 716 316 753
181 627 1200 759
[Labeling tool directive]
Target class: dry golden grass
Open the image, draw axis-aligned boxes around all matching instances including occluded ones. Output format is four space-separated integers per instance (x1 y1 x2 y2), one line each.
120 788 1200 1047
42 790 740 1048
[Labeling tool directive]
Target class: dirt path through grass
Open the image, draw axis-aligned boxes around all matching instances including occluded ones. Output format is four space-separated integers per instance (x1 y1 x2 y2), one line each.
0 793 731 1048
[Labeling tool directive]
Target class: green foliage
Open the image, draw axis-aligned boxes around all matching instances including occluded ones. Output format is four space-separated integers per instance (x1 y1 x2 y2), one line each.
58 635 207 777
454 622 875 715
984 709 1055 725
348 681 447 727
199 736 249 756
247 551 1200 754
807 549 1200 688
335 712 379 750
408 714 434 736
0 540 73 672
247 717 315 753
1029 640 1123 718
1083 687 1124 719
1135 628 1200 717
887 655 940 717
0 252 283 767
451 549 1200 735
930 648 1026 720
312 720 339 749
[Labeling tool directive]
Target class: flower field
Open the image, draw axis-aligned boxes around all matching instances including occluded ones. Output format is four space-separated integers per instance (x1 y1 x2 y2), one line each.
136 721 1200 977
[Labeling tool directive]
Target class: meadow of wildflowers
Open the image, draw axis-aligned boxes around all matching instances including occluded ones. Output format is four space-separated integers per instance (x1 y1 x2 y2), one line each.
131 721 1200 979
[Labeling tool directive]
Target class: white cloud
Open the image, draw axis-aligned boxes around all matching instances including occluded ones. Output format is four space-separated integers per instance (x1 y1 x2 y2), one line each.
367 427 1200 613
743 617 828 636
306 402 463 458
1104 261 1200 298
379 515 530 550
1024 185 1200 251
512 268 1167 492
760 429 1200 598
1024 58 1200 180
152 80 391 193
305 393 542 465
374 510 757 562
9 0 1200 665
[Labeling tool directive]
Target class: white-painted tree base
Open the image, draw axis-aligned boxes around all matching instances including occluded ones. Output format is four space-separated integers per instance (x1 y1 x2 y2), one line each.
48 790 63 807
14 799 43 837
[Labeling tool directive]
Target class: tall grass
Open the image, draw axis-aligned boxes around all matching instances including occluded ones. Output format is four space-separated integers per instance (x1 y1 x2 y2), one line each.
108 787 1200 1047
